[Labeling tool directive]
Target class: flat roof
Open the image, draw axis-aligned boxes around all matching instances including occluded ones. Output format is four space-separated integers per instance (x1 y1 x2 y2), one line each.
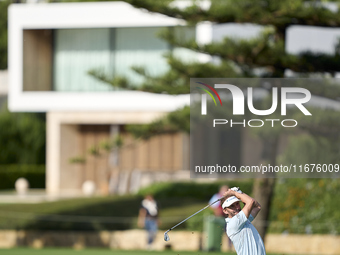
8 1 185 29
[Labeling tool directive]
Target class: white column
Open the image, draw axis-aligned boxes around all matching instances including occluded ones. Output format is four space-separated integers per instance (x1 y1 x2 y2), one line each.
46 112 61 195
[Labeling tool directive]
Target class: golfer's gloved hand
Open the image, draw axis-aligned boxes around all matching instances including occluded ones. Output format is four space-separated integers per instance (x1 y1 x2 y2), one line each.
231 187 243 194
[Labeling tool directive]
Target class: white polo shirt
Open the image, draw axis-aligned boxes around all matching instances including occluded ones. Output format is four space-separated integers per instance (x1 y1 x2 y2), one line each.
225 211 266 255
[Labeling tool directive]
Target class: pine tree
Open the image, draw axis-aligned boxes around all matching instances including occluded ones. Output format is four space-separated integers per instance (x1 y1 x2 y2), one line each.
89 0 340 240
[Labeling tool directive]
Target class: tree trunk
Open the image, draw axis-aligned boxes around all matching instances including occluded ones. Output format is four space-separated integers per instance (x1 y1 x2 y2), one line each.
252 135 279 241
252 178 276 241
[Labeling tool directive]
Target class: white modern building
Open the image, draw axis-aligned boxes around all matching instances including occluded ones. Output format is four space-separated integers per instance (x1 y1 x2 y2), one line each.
8 1 198 195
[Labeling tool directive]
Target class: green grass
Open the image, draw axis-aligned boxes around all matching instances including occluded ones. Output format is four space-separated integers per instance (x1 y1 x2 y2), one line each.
0 195 208 231
0 248 235 255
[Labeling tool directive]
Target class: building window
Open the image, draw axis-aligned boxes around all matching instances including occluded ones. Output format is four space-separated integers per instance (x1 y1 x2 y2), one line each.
23 26 196 92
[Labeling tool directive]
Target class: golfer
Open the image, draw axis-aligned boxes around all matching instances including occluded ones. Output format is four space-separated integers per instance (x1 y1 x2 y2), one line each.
221 187 265 255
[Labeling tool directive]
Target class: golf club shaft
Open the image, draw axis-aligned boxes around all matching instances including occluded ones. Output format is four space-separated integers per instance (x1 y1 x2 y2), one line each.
168 198 221 232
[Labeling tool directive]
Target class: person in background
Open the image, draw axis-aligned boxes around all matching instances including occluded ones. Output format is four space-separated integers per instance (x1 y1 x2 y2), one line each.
138 194 159 250
209 185 229 216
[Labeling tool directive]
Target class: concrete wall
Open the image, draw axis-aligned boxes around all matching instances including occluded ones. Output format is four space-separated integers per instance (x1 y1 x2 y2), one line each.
266 234 340 255
0 230 339 254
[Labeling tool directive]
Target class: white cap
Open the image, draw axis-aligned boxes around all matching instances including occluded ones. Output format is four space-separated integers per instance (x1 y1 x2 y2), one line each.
222 196 240 209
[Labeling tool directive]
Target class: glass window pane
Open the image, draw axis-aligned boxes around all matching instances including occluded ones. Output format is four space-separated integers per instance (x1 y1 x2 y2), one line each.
115 27 169 85
53 28 113 92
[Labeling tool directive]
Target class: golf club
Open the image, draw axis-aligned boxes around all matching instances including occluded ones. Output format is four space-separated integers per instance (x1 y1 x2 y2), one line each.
164 197 222 241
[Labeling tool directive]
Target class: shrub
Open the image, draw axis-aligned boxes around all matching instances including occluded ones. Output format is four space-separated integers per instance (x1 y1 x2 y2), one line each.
269 178 340 234
138 180 253 200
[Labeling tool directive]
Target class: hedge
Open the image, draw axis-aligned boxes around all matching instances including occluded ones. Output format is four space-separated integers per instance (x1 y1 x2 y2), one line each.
0 164 45 190
137 180 253 200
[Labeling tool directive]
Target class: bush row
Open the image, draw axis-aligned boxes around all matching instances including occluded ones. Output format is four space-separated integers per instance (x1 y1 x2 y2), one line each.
138 180 253 200
0 164 45 190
